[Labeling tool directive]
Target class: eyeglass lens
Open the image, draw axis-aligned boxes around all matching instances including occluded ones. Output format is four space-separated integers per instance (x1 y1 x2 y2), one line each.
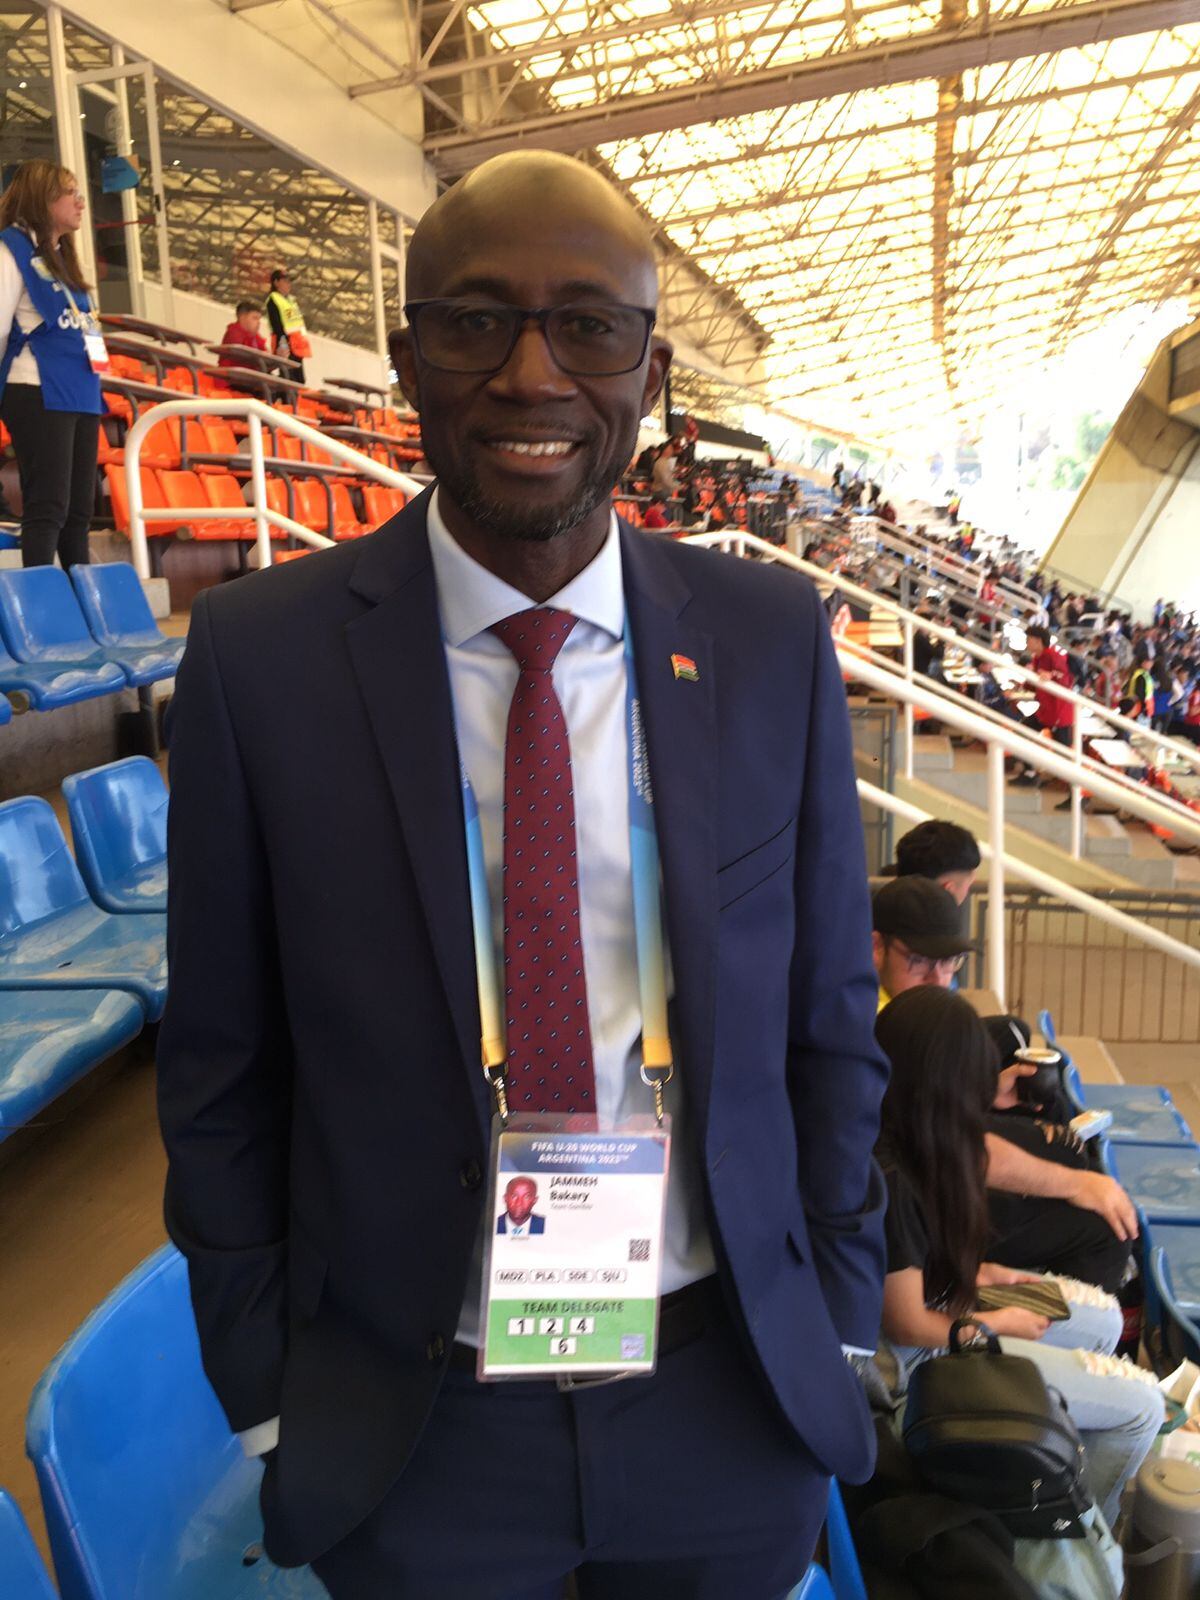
414 302 650 375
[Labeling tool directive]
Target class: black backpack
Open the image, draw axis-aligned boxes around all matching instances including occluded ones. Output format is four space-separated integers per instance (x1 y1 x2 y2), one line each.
902 1323 1091 1539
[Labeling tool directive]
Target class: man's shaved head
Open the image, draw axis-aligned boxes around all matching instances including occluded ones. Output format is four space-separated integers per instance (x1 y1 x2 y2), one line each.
407 153 657 306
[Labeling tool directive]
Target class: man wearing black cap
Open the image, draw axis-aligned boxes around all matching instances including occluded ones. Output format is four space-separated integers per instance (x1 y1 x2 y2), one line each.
871 876 974 1008
873 878 1138 1288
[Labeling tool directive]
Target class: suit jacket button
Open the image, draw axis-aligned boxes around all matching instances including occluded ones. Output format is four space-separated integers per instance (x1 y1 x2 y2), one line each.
460 1160 482 1191
427 1333 446 1362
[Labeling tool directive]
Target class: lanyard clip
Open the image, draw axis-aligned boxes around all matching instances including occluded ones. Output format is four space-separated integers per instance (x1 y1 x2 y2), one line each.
640 1061 672 1126
485 1063 510 1125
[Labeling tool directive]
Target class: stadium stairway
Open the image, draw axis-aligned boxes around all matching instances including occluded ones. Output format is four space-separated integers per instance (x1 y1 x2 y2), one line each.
905 730 1192 890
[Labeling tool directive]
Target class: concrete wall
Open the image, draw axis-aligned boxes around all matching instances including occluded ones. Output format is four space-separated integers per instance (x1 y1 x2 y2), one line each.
1043 336 1200 612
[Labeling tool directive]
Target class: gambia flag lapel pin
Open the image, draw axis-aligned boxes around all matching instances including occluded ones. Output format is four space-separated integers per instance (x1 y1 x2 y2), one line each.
671 653 700 682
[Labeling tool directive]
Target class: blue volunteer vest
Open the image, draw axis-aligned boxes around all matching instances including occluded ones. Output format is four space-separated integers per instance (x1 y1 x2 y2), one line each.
0 227 102 414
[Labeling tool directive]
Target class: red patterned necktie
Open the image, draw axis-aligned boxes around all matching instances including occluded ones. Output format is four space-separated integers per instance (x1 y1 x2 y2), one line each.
490 607 595 1113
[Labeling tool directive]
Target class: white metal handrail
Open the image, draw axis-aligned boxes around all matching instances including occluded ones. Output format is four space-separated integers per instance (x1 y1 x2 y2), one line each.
867 516 1043 612
838 530 1017 640
122 397 424 579
688 529 1200 803
833 630 1200 850
856 517 1040 619
857 777 1200 1008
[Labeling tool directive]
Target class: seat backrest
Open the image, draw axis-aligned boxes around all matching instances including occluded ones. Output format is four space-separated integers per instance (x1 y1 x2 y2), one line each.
0 796 90 935
63 757 168 900
361 485 406 526
140 418 181 468
159 470 207 510
200 416 239 457
26 1246 256 1599
103 466 180 538
0 1490 56 1600
295 478 329 531
0 568 98 662
787 1566 836 1600
1149 1246 1200 1370
202 474 246 512
263 476 289 516
70 564 162 648
329 482 358 525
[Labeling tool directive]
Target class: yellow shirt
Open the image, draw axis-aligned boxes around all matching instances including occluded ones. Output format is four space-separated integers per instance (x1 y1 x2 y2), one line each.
877 987 891 1014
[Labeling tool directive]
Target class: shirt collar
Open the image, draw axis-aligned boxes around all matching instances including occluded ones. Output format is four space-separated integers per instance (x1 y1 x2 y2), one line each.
426 486 624 648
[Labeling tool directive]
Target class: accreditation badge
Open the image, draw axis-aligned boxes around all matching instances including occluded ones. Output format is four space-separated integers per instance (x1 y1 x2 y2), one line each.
479 1113 670 1382
82 329 110 373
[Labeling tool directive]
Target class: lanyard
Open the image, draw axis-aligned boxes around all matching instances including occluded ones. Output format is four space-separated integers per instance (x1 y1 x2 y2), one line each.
458 623 673 1123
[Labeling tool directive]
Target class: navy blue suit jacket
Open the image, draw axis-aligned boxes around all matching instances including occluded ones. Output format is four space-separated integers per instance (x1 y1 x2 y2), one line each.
496 1213 546 1235
158 492 889 1567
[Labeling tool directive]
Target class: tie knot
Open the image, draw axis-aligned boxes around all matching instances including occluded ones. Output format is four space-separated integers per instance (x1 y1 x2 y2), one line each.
491 607 577 673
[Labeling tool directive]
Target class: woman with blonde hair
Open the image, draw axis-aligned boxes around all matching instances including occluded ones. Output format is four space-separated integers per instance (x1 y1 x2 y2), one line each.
0 159 104 567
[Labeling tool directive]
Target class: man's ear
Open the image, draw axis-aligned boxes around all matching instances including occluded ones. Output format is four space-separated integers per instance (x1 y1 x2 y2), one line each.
871 931 885 972
641 336 673 417
390 329 421 415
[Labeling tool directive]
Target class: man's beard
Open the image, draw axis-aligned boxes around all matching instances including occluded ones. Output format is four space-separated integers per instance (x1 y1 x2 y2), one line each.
431 428 633 542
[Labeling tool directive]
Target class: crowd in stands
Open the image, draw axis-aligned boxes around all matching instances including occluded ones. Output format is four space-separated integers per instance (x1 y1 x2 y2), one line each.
867 819 1164 1555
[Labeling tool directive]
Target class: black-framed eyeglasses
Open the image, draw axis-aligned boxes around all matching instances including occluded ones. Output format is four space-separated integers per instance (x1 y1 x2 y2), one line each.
404 298 656 377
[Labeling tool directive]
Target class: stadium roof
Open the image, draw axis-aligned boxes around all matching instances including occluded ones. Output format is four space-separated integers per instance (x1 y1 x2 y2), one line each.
242 0 1200 438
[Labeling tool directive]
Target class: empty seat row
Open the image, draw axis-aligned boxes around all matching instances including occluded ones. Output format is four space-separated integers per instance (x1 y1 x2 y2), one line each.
106 463 408 546
0 564 183 714
0 758 166 1144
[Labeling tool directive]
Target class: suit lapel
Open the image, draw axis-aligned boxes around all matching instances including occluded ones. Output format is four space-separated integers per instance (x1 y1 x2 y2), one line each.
344 498 492 1137
620 526 719 1139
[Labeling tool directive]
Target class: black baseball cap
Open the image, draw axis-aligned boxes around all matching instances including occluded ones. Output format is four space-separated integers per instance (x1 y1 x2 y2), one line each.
872 876 977 958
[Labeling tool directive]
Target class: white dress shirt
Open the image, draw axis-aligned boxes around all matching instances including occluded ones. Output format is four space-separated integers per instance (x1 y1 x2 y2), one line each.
426 489 715 1345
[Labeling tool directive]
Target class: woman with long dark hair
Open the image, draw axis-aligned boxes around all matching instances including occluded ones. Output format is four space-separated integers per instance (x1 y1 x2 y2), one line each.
875 986 1163 1526
0 159 103 567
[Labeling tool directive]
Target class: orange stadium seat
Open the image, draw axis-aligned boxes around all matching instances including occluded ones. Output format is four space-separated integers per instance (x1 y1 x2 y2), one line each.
293 478 331 536
204 473 291 542
329 483 368 541
160 470 244 541
198 416 241 459
361 485 407 526
104 465 184 538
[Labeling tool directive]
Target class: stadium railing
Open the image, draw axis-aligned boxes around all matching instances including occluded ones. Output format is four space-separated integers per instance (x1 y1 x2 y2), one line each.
122 397 423 577
687 530 1200 857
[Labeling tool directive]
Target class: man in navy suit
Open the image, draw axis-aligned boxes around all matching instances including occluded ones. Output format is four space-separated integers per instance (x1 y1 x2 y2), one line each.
497 1177 546 1235
158 152 888 1598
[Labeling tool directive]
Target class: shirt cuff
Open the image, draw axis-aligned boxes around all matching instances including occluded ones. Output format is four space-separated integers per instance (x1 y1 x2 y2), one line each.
238 1416 280 1457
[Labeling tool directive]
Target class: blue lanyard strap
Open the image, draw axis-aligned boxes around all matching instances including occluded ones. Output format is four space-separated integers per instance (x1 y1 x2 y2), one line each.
459 621 672 1122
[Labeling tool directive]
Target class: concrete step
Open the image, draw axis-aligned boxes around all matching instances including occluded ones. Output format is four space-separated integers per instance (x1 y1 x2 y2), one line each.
1084 814 1133 857
911 734 954 772
1112 829 1179 890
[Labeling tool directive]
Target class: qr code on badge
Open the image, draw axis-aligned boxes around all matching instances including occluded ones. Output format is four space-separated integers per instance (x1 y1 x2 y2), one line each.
629 1238 651 1262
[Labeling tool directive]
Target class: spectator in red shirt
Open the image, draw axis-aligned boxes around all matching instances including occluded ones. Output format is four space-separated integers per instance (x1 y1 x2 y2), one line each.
642 494 669 531
218 300 268 369
1010 624 1075 786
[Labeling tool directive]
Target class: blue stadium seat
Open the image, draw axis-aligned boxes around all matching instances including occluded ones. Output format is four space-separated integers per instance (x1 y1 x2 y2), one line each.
0 988 143 1142
825 1479 867 1600
26 1245 327 1600
787 1566 835 1600
0 527 18 549
1144 1221 1200 1321
0 797 167 1021
1080 1085 1193 1146
0 1488 56 1599
1147 1246 1200 1372
0 624 126 710
1106 1141 1200 1224
63 758 168 914
0 567 144 688
0 689 10 725
70 563 185 685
